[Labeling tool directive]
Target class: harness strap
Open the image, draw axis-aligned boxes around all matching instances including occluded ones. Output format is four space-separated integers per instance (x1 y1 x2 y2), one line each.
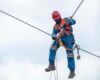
56 39 80 59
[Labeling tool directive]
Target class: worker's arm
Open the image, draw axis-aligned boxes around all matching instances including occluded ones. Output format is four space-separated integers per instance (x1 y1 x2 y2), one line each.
65 17 76 25
52 27 59 40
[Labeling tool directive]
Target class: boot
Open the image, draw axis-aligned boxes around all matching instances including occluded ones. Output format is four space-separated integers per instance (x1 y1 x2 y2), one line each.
68 71 75 78
45 64 56 72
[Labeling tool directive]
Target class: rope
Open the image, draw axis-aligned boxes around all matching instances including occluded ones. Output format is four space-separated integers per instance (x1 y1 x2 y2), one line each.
54 71 57 80
49 51 58 80
55 56 58 80
49 71 58 80
50 72 52 80
49 71 57 80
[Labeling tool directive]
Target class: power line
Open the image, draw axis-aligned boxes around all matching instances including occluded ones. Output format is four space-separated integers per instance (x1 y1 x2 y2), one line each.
71 0 84 18
0 10 100 59
0 10 51 36
79 48 100 58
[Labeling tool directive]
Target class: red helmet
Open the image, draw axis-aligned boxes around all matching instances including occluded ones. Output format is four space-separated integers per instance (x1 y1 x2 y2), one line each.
52 11 61 20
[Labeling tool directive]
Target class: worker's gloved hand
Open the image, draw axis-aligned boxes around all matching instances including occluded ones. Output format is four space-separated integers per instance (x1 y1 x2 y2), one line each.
52 35 58 40
69 16 72 19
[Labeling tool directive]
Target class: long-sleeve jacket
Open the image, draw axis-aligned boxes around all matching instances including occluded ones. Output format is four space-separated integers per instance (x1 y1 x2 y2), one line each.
52 17 76 37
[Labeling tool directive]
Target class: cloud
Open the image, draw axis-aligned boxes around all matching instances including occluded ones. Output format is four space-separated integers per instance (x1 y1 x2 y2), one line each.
0 15 51 64
0 54 100 80
0 58 50 80
0 0 100 80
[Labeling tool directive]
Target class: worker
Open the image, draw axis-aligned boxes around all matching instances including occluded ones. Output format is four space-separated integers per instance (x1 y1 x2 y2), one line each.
45 11 76 78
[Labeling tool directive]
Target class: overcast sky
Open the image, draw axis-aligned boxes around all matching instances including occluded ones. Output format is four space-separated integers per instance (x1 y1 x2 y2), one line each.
0 0 100 80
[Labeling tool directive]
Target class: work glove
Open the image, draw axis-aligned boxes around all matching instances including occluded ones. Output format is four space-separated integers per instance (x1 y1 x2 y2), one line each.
52 34 58 40
69 16 72 19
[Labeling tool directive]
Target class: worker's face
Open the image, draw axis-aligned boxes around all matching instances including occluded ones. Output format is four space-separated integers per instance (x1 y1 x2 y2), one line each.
55 17 61 24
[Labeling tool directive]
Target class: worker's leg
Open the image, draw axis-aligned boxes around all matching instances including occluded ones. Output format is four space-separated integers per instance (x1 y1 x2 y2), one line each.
61 35 75 78
67 50 75 74
45 41 60 72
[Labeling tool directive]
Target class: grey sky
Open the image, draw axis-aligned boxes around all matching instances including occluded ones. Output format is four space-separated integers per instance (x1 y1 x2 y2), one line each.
0 0 100 80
